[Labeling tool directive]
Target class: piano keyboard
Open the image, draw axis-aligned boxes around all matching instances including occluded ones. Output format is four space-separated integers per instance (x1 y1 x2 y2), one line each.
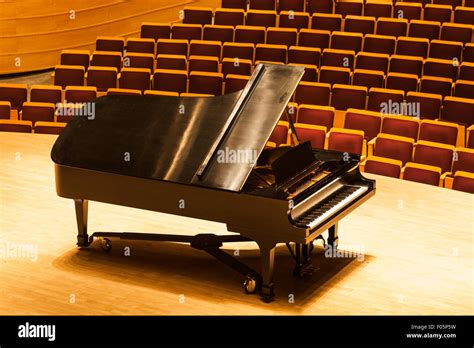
294 185 368 229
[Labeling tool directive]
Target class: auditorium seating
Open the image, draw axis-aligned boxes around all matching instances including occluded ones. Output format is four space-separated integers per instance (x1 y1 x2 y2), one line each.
344 108 382 140
0 102 11 120
418 120 459 146
34 121 66 135
65 86 97 103
369 133 414 165
30 85 62 105
2 0 474 193
60 50 90 70
153 69 188 93
53 66 85 89
86 67 118 91
452 171 474 193
364 156 402 178
452 148 474 175
224 74 249 93
0 120 33 133
20 102 55 125
327 128 366 155
189 71 224 95
403 162 442 186
297 105 334 130
293 123 326 149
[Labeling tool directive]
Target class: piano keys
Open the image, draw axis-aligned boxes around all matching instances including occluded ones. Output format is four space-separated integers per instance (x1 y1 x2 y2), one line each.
52 63 375 302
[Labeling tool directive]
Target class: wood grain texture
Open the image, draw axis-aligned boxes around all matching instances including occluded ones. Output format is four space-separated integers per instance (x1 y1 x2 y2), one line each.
0 132 472 315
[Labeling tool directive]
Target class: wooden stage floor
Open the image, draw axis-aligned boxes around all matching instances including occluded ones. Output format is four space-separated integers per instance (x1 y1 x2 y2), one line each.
0 133 472 315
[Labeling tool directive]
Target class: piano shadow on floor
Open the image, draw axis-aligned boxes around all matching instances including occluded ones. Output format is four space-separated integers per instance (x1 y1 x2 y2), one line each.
53 238 373 309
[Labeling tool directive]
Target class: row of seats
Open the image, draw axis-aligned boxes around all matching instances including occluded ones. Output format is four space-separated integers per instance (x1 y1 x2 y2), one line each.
5 64 474 127
269 119 474 179
141 20 474 45
183 5 474 27
268 120 474 191
283 105 472 146
293 81 474 126
363 156 473 192
62 37 474 72
220 0 474 15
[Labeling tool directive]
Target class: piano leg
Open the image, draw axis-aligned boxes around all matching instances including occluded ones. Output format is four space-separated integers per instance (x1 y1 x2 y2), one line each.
74 199 90 247
292 243 314 278
328 223 339 249
259 244 275 303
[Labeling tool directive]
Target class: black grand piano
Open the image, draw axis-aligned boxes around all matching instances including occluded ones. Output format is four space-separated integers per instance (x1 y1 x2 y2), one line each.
52 63 375 302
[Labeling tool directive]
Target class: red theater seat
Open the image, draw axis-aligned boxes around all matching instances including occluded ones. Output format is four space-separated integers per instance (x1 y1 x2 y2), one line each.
124 53 155 72
224 74 250 94
370 133 414 165
189 72 224 96
452 148 474 175
214 8 245 27
452 172 474 193
331 85 367 111
188 56 219 73
352 69 385 89
126 38 155 56
403 162 441 186
140 23 171 41
328 128 365 155
363 34 396 55
344 108 382 141
171 24 202 41
60 50 90 70
65 86 97 104
294 82 331 106
21 102 55 125
30 85 62 105
153 69 188 94
203 25 234 43
381 115 420 140
0 101 11 120
118 68 151 92
183 6 213 25
245 10 277 27
234 25 266 45
297 105 335 130
279 0 305 12
365 0 392 18
266 27 298 46
418 120 459 147
364 156 402 178
222 58 252 77
86 67 118 92
406 92 442 120
91 51 122 71
298 29 330 50
53 66 85 89
0 120 32 133
34 121 66 135
441 96 474 127
96 37 125 54
269 121 289 145
413 140 455 174
294 124 326 149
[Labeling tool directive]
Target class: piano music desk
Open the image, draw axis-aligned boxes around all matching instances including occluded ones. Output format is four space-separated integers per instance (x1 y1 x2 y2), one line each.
0 133 472 314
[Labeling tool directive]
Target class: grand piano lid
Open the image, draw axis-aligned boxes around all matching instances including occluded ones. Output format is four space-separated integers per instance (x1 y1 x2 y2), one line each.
51 63 304 192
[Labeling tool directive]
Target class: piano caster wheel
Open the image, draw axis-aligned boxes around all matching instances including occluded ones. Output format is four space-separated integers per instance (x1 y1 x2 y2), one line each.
243 276 258 294
101 238 112 252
